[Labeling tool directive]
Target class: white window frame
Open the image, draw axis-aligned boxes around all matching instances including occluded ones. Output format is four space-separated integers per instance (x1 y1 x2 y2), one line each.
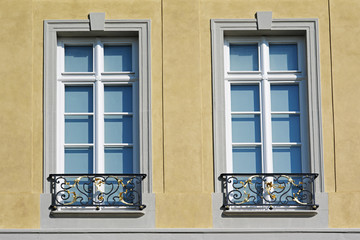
56 37 140 174
223 36 309 174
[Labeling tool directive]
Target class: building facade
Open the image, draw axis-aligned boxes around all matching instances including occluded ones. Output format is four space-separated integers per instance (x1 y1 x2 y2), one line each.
0 0 360 239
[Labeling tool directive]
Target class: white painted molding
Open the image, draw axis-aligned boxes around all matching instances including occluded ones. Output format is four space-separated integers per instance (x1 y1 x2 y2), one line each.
256 11 272 30
89 12 105 31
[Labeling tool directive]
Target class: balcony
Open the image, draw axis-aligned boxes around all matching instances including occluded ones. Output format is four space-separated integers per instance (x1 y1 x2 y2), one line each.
220 173 318 210
48 174 146 210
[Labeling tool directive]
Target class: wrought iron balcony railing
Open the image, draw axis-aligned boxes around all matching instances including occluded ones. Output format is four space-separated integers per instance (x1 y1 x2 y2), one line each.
220 173 318 210
48 174 146 210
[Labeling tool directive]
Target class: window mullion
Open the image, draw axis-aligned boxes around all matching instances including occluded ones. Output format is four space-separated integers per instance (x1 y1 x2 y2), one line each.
95 39 104 174
260 38 273 174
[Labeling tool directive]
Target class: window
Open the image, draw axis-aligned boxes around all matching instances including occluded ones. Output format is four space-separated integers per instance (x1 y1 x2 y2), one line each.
224 36 309 175
56 38 139 175
211 16 325 218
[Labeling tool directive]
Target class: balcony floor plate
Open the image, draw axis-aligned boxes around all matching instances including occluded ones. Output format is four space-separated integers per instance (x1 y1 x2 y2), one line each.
222 209 318 217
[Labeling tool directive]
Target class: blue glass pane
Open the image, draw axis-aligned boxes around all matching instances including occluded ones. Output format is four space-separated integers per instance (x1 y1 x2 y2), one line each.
232 147 262 173
104 86 132 112
105 115 132 144
105 148 133 173
65 46 93 72
65 86 93 113
104 45 132 72
232 115 261 143
273 147 301 173
230 44 259 71
65 116 93 144
65 148 93 173
231 85 260 112
272 114 300 142
271 85 299 111
269 44 298 71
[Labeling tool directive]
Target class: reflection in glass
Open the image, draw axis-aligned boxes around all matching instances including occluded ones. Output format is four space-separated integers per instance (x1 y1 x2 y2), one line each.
272 114 300 143
104 45 132 72
65 46 93 72
232 147 262 173
271 85 299 111
231 85 260 112
105 115 133 144
273 146 301 173
65 86 93 113
230 44 259 71
232 115 261 143
65 148 93 173
104 86 132 113
269 44 298 71
65 116 93 144
105 148 133 173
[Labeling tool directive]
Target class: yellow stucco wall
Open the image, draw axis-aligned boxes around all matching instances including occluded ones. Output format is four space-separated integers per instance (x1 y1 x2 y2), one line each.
328 0 360 228
0 0 358 229
0 0 40 229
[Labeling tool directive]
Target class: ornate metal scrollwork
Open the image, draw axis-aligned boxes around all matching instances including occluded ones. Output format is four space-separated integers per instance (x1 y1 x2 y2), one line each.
220 173 318 209
48 174 146 210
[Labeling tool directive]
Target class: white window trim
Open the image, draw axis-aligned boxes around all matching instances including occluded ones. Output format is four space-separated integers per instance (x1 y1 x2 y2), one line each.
211 18 324 194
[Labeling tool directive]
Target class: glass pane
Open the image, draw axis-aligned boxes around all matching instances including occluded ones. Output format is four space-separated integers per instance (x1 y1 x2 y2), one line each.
105 115 133 143
230 44 259 71
65 116 93 144
272 114 300 142
232 115 261 143
65 148 93 173
104 86 132 112
273 147 301 173
105 148 133 173
271 85 299 111
65 46 93 72
269 44 298 71
65 86 93 113
232 147 262 173
104 45 132 72
231 85 260 112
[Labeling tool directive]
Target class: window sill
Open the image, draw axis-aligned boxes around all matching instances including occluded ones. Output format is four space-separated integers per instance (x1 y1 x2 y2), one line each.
50 208 145 218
